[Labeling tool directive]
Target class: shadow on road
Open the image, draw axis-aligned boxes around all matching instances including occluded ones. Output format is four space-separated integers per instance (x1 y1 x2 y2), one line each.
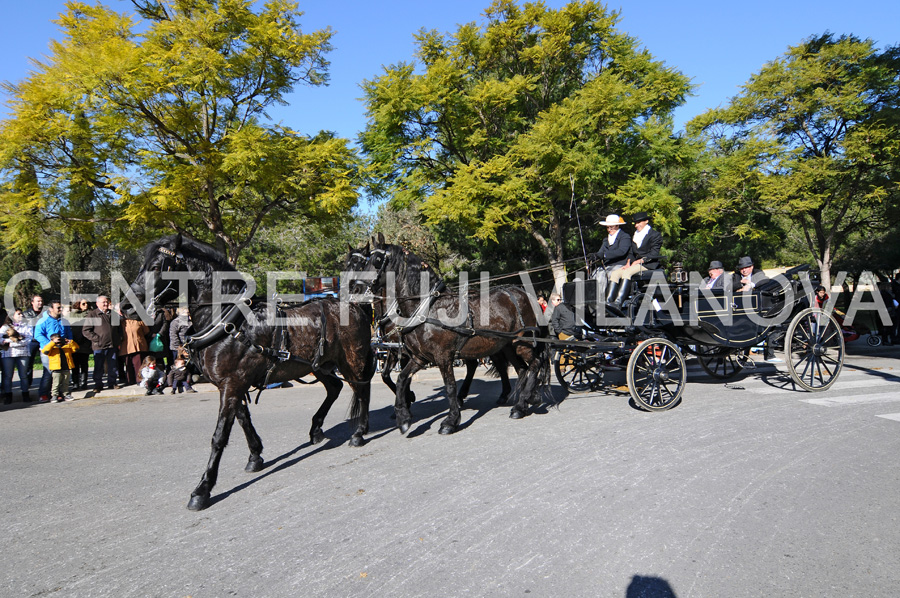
626 574 677 597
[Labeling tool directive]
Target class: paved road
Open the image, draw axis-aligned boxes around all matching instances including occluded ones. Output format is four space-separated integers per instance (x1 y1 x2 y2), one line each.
1 342 898 597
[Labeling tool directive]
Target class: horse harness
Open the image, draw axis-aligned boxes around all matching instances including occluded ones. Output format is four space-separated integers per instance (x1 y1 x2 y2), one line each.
358 246 541 352
155 247 331 404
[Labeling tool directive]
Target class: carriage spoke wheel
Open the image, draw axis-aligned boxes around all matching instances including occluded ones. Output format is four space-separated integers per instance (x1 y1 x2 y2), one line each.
785 307 845 391
696 346 744 379
626 338 686 411
554 349 604 394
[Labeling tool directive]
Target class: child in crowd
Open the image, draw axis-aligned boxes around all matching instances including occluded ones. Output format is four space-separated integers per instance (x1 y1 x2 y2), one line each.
138 355 166 395
167 357 197 394
41 333 78 402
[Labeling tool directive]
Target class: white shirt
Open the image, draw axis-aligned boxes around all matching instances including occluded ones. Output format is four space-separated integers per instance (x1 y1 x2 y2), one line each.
633 224 651 248
607 229 620 245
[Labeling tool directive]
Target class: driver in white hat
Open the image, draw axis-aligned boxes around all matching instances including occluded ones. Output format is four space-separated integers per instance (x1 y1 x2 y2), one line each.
591 215 631 288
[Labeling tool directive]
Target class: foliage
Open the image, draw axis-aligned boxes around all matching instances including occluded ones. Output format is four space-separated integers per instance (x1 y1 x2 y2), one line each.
360 0 693 279
688 33 900 287
0 0 360 264
238 211 373 293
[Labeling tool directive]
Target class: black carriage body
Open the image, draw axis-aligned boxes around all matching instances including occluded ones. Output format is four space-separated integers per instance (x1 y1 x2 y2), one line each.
560 278 795 350
554 264 843 407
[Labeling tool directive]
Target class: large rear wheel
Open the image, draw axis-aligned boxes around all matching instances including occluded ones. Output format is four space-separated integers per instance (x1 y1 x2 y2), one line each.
554 349 605 394
785 308 844 391
626 338 686 411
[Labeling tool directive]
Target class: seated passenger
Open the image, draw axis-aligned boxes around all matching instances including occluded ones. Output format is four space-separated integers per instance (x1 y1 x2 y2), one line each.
607 211 664 308
549 293 576 340
733 256 767 292
732 256 782 364
703 260 727 290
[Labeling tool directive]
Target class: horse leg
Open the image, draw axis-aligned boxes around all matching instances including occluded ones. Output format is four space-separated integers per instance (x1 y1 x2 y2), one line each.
438 362 462 435
395 358 424 434
456 359 478 404
309 372 344 445
188 392 239 511
490 353 513 405
346 379 371 447
235 395 264 472
510 345 542 420
399 352 416 406
381 350 399 395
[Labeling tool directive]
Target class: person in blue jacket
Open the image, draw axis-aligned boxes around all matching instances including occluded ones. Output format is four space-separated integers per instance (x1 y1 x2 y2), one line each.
33 301 72 403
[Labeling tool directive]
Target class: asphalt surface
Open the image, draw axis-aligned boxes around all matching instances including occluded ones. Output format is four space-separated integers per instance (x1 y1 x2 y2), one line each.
1 340 899 597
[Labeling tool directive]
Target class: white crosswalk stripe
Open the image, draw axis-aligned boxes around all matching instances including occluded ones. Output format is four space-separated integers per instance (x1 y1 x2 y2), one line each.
800 392 900 406
686 363 900 421
753 374 900 395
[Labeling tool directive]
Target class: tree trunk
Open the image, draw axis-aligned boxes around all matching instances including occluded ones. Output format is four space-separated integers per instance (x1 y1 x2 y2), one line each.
529 212 568 293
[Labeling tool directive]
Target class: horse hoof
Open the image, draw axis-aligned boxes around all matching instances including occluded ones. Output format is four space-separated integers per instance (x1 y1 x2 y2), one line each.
349 435 365 447
398 421 411 435
245 457 264 472
509 408 525 420
439 424 457 435
310 431 326 445
187 494 210 511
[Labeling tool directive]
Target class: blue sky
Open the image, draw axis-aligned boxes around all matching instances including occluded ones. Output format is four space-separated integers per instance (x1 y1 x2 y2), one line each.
2 0 899 140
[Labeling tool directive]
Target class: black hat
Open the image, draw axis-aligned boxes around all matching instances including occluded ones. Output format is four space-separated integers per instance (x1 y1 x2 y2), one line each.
631 211 650 224
709 260 724 270
737 256 754 269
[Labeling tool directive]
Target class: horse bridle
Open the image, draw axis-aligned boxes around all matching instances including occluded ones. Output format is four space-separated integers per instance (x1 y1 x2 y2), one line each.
346 247 390 300
148 246 187 309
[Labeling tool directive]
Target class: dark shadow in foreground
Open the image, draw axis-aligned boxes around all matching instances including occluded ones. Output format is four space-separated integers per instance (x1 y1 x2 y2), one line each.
626 575 677 598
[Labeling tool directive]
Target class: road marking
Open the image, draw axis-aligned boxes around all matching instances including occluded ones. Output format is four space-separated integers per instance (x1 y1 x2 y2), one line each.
801 392 900 407
875 413 900 422
752 375 900 395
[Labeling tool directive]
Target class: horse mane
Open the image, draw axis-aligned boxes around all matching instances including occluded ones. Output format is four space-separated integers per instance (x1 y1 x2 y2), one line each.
146 235 236 273
377 242 444 297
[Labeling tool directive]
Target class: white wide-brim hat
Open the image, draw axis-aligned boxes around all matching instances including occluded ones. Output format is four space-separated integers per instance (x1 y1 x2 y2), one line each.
599 214 626 226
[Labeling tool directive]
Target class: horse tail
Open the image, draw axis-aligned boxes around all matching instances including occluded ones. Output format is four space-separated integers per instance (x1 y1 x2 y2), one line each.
535 331 556 408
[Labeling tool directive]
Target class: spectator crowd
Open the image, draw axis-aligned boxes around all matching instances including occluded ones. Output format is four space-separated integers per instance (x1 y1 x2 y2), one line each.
1 295 196 404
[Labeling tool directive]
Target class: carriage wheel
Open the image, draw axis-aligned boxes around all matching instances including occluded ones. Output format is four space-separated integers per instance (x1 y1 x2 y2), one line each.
554 349 604 394
785 308 844 391
696 346 744 379
626 338 686 411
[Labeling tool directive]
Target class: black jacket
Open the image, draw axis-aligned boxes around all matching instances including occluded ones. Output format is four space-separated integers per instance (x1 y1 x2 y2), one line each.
629 227 664 269
549 303 577 336
594 231 631 268
731 268 768 291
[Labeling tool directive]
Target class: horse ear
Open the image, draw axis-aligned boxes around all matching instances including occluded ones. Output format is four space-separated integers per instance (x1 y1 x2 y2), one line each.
376 232 385 246
364 241 369 252
173 234 183 250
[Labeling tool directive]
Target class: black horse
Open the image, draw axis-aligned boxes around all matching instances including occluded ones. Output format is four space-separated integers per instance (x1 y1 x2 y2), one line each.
347 234 548 435
122 235 375 511
345 242 515 408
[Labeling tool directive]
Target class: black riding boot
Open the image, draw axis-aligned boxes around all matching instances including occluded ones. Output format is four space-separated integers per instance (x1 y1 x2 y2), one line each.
613 279 633 309
605 281 620 305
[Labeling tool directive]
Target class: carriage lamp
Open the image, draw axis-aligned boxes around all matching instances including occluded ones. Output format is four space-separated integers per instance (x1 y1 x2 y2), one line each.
670 262 689 284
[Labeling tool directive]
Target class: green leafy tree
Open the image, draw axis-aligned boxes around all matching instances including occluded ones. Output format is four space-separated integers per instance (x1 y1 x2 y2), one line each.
239 212 373 293
360 0 692 284
689 33 900 287
0 0 359 264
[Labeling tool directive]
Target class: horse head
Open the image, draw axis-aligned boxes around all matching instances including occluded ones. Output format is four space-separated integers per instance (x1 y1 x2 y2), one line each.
120 235 188 319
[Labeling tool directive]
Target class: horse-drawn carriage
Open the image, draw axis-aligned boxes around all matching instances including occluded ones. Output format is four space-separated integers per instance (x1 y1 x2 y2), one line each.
551 264 845 411
121 235 844 511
